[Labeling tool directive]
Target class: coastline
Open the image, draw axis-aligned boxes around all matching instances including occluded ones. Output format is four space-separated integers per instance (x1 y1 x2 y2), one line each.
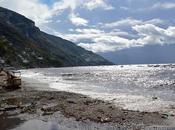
0 82 173 130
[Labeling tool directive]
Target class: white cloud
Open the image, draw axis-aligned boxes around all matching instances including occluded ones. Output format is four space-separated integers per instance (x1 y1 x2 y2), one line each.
167 26 175 37
120 6 129 11
52 0 83 12
52 0 113 26
69 13 88 26
104 18 167 28
59 28 130 42
52 0 114 12
75 28 104 34
0 0 112 27
121 1 175 12
1 0 175 53
0 0 53 26
58 23 175 53
76 32 139 53
79 42 118 52
152 2 175 10
104 18 141 28
78 35 136 53
84 0 114 10
133 24 175 45
54 28 136 52
0 0 84 26
59 32 101 42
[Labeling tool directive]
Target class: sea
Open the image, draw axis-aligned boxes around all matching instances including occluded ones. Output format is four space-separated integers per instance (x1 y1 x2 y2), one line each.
20 64 175 115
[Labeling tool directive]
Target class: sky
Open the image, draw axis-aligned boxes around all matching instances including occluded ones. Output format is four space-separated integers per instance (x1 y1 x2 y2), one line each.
1 0 175 62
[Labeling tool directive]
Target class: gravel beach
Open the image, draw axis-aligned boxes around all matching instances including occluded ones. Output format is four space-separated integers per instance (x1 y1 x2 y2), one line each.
0 83 173 130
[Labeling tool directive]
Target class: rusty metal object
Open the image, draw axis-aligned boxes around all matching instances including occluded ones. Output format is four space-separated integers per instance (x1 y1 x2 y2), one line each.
0 68 21 88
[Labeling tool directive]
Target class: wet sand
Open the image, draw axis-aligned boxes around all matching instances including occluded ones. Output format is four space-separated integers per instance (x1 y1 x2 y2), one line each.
0 83 174 130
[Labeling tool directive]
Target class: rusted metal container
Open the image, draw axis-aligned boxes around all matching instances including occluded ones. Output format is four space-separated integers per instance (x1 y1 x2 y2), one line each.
0 69 21 88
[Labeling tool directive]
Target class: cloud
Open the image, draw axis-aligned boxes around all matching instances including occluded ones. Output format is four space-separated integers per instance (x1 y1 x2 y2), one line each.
1 0 175 54
79 42 119 52
57 22 175 53
75 28 104 34
120 6 129 11
52 0 113 12
146 19 167 25
76 32 137 53
83 0 114 10
58 28 130 42
52 0 83 12
52 0 113 26
0 0 112 27
69 13 88 26
104 18 141 28
120 1 175 12
54 28 135 52
0 0 53 26
152 2 175 10
0 0 83 26
104 18 167 28
133 24 175 45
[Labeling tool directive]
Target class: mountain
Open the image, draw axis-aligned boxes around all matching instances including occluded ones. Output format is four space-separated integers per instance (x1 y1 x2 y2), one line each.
0 7 113 68
101 44 175 65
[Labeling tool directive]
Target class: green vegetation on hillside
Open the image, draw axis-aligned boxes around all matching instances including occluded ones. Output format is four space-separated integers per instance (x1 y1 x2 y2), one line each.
0 7 113 68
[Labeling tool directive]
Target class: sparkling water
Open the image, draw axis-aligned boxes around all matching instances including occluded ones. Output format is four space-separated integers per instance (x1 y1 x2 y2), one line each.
20 64 175 114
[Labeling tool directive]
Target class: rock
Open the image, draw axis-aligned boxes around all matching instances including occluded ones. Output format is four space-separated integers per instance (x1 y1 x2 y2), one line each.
97 109 104 114
4 105 18 111
170 114 175 117
111 98 117 101
152 97 158 100
109 105 115 110
169 105 175 109
121 118 125 121
67 99 76 104
42 111 54 116
84 100 93 105
20 103 32 109
49 97 54 100
41 103 57 112
123 111 128 115
153 65 160 67
0 108 5 111
161 114 169 119
101 117 111 123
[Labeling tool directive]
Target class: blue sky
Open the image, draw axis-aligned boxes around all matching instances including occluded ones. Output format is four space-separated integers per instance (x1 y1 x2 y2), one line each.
1 0 175 57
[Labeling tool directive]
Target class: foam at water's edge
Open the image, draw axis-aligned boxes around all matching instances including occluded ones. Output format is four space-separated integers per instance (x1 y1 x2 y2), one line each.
20 65 175 114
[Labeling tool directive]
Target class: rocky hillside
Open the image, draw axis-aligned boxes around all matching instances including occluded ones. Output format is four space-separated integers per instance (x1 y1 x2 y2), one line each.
0 7 113 68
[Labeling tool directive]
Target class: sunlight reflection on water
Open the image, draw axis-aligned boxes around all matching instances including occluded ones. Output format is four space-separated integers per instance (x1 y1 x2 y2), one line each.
21 64 175 114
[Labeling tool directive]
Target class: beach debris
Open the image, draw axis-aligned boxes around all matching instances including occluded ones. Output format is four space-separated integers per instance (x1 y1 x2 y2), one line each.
66 99 76 104
152 97 158 100
42 111 54 116
161 114 169 119
0 104 18 111
109 105 115 110
4 105 18 111
84 100 93 105
0 68 21 89
169 105 175 109
97 116 111 123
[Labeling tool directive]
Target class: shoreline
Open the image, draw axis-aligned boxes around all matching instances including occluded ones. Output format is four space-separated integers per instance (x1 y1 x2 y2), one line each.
0 83 174 129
